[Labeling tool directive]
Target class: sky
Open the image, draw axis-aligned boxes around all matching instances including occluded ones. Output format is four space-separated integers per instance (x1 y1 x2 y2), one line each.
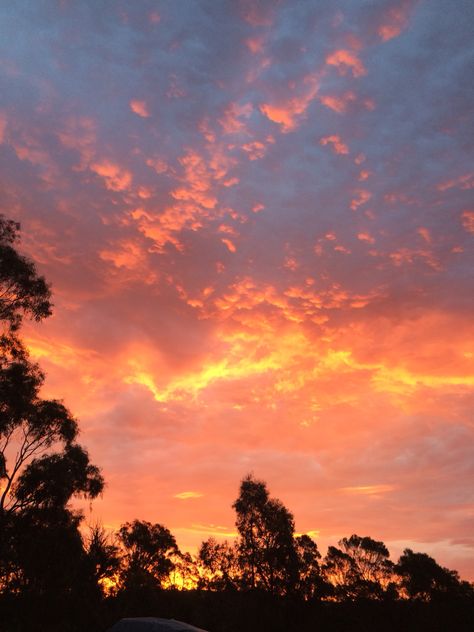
0 0 473 579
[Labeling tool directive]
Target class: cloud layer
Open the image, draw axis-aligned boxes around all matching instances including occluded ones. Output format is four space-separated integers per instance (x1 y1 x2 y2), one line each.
0 0 473 578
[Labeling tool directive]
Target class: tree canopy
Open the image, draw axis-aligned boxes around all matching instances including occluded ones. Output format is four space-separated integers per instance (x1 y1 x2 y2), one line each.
0 216 51 333
0 216 103 598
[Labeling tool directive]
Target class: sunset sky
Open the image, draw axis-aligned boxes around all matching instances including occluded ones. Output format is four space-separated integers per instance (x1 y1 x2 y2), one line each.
1 1 473 578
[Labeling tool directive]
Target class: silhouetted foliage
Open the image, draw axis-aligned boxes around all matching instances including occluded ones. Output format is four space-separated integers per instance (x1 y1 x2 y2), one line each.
294 534 330 600
323 534 394 599
0 218 103 525
84 523 121 593
0 216 104 627
118 520 179 590
396 548 474 601
1 469 474 631
198 537 240 591
0 216 51 332
233 474 299 595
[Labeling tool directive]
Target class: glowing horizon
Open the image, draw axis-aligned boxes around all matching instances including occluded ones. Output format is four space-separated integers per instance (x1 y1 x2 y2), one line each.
0 1 473 579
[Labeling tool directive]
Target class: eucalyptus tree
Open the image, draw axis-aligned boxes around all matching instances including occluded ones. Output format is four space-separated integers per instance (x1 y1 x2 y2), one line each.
323 534 394 599
118 520 179 590
396 549 474 601
233 474 299 595
198 537 240 591
0 215 103 594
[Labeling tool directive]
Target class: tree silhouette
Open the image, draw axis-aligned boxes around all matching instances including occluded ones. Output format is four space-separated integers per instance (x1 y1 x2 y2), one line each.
118 520 179 590
233 474 299 595
0 216 103 597
294 534 328 600
84 523 121 594
0 216 51 333
396 548 473 601
323 534 393 599
198 537 240 591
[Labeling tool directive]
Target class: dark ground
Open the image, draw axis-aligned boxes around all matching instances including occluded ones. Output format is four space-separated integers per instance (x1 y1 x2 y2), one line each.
1 589 473 632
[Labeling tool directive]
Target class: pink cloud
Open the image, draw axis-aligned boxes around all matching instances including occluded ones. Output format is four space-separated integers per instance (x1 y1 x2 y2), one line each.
0 111 6 143
417 227 432 243
219 102 253 134
221 238 237 253
57 116 97 169
242 140 267 160
129 99 150 118
90 160 132 191
319 91 356 113
326 49 367 78
357 232 375 244
239 0 274 26
378 1 415 41
350 189 372 210
245 35 266 54
320 134 349 155
437 173 474 191
259 74 320 132
461 210 474 233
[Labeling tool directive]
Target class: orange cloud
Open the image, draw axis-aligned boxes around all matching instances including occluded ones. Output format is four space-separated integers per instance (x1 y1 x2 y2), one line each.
221 238 236 253
146 157 168 174
326 49 366 77
240 0 274 26
57 116 97 170
357 232 375 244
284 256 299 271
340 484 396 496
133 141 238 251
99 240 156 285
259 74 320 132
129 99 150 118
171 150 218 209
174 491 204 500
242 140 267 160
417 227 431 243
437 173 474 191
461 210 474 233
90 160 132 191
350 189 372 210
219 102 253 134
245 35 265 54
378 2 413 41
320 135 349 155
389 247 441 270
0 111 6 143
319 91 356 113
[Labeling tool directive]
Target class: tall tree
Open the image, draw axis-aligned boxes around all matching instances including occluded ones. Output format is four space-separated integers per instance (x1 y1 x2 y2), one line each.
233 474 299 595
396 548 474 601
118 520 179 590
294 534 326 600
323 534 393 599
0 216 104 596
198 537 240 591
83 523 121 594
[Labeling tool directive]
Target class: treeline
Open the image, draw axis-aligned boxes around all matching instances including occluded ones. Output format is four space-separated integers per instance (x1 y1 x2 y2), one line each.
0 215 473 632
2 475 474 632
77 475 474 606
